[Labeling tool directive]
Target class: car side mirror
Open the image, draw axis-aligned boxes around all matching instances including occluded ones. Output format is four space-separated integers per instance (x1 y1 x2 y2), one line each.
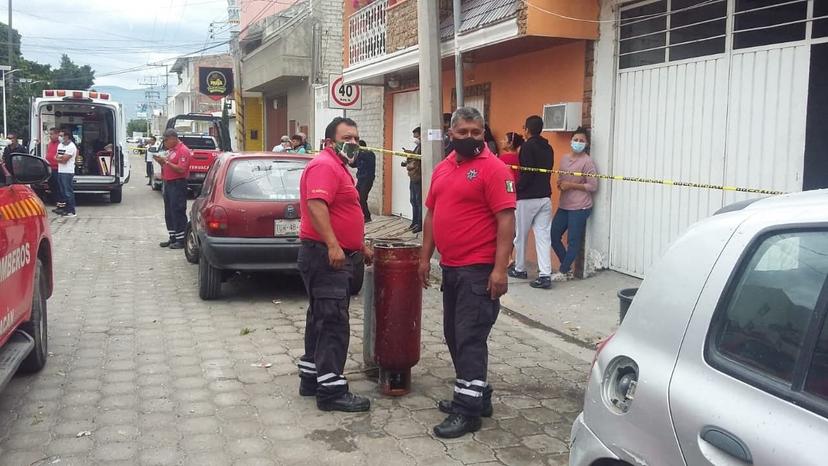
9 153 51 185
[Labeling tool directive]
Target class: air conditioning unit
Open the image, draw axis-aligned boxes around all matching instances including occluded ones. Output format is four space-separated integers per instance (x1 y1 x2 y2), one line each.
542 102 583 132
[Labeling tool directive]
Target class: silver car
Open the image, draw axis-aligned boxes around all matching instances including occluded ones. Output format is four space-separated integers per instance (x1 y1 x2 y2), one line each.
571 190 828 466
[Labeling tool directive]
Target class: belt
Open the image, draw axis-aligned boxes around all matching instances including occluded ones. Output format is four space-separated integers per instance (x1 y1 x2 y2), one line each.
164 178 186 183
301 240 359 256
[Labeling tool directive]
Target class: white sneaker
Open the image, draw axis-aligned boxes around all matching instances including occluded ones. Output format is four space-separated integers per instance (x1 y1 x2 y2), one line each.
550 272 573 282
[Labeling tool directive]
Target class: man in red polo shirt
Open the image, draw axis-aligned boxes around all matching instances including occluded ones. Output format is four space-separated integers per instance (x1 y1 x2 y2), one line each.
297 116 373 412
420 107 516 438
155 128 191 249
44 127 61 206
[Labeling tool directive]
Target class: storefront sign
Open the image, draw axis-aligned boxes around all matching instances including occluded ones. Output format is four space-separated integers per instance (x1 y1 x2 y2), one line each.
199 67 234 101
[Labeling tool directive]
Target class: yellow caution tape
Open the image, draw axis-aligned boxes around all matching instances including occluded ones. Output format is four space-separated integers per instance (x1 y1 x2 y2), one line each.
362 146 786 196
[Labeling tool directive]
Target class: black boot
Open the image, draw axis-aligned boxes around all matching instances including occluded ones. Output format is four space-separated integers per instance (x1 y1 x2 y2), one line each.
159 238 174 247
433 414 482 439
438 384 494 417
299 379 317 397
317 392 370 412
169 240 186 250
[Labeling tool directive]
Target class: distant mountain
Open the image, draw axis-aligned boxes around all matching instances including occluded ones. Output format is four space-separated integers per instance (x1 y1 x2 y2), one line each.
91 86 158 122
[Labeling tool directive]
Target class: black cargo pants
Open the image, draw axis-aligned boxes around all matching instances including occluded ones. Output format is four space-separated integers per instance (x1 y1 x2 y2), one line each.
163 179 188 243
441 264 500 417
297 240 355 402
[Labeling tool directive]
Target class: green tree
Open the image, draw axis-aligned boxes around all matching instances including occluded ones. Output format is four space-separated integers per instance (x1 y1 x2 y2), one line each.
0 22 22 66
127 119 148 135
51 54 95 90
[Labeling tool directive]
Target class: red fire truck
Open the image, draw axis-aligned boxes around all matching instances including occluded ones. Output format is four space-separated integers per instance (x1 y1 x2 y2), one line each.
0 153 53 392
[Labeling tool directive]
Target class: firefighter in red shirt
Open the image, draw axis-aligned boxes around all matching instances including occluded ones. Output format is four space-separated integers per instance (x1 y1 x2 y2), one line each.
44 127 60 204
419 107 517 438
297 117 373 412
155 128 191 249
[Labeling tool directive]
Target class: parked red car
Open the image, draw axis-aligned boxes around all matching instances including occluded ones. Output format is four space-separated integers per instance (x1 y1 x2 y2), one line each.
185 152 365 300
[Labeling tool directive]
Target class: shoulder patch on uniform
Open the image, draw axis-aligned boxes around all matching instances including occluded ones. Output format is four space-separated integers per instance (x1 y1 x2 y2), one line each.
505 180 515 193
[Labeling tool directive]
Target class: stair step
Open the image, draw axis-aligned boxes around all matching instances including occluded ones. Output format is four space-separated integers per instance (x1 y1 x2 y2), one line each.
0 331 35 391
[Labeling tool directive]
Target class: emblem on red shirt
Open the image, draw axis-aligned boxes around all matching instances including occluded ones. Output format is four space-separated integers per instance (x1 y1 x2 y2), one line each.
466 169 478 181
505 180 515 193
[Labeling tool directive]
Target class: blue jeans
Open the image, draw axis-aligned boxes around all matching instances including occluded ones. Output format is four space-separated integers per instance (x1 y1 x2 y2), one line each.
550 208 591 274
57 173 76 214
409 181 422 227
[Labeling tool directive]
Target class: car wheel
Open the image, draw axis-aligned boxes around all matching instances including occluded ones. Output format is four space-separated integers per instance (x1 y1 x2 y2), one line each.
198 256 221 300
184 224 200 264
350 255 365 295
19 259 48 373
110 186 123 203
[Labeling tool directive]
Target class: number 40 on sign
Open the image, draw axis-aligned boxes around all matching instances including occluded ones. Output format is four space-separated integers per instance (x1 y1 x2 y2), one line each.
328 75 362 110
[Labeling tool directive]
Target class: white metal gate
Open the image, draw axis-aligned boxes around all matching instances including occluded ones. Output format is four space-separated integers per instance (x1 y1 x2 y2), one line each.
609 0 813 276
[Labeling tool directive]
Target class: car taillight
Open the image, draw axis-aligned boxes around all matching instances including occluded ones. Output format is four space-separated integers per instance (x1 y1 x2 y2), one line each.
44 90 55 97
88 91 98 98
205 205 228 236
56 90 66 97
73 91 83 98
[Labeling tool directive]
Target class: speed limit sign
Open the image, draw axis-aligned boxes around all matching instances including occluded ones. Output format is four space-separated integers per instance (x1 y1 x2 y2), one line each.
328 75 362 110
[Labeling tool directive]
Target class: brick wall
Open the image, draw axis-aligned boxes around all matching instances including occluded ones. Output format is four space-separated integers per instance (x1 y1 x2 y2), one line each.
313 0 345 81
386 0 418 52
349 85 385 214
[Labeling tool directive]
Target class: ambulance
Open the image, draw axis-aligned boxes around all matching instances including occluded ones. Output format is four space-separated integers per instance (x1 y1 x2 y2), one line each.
30 90 130 203
0 153 53 392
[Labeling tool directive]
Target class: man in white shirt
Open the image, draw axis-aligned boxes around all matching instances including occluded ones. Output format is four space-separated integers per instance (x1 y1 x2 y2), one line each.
55 130 78 217
273 135 290 153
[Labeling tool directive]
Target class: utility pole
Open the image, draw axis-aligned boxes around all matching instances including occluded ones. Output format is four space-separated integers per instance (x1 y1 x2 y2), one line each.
417 0 443 200
452 0 463 108
7 0 12 71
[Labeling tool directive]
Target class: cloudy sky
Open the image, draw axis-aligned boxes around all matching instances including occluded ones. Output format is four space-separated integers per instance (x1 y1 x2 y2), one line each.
13 0 232 89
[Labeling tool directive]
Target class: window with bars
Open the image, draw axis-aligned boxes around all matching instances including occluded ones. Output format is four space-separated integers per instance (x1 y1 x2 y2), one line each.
814 0 828 38
620 0 727 69
619 0 825 70
734 0 807 49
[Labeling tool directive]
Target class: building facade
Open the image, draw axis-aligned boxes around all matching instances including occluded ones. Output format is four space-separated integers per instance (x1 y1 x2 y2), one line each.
343 0 598 268
167 54 234 117
588 0 828 277
237 0 385 212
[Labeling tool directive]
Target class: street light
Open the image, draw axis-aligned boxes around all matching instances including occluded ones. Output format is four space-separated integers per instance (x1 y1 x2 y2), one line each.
1 67 20 138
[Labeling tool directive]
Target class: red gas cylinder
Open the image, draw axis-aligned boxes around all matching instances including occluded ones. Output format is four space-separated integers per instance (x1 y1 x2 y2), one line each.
373 242 422 396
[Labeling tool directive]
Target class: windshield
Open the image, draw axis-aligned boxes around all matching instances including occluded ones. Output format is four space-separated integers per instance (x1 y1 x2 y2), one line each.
181 136 217 150
225 158 306 201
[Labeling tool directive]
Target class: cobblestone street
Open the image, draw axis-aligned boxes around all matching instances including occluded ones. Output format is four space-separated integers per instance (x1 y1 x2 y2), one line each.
0 171 591 466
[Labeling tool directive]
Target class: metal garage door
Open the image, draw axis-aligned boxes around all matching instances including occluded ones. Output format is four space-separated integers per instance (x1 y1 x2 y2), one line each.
609 0 814 277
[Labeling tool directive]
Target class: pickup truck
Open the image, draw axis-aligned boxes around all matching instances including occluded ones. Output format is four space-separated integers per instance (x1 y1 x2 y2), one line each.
165 114 231 195
0 153 53 392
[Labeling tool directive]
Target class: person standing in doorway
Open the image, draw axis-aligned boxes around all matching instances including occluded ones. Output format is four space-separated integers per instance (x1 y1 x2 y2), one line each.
443 113 453 157
145 135 157 185
508 115 554 289
290 134 307 154
349 140 375 223
403 126 422 233
297 116 373 412
55 130 78 217
550 127 598 281
420 107 516 438
44 128 61 204
156 129 191 249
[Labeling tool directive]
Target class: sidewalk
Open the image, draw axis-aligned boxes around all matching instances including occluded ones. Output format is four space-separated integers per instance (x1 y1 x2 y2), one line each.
366 216 643 348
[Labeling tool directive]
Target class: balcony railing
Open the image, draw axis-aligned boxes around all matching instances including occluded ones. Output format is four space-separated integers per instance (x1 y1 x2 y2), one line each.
348 0 388 66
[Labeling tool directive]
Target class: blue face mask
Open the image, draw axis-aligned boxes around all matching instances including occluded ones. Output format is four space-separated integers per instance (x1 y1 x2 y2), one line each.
571 141 587 153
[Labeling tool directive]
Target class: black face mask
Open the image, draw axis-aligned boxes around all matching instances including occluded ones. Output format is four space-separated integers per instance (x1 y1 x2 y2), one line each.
452 137 484 158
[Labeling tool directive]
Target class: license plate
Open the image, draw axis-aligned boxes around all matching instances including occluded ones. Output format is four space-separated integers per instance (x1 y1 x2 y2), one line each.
274 219 300 237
